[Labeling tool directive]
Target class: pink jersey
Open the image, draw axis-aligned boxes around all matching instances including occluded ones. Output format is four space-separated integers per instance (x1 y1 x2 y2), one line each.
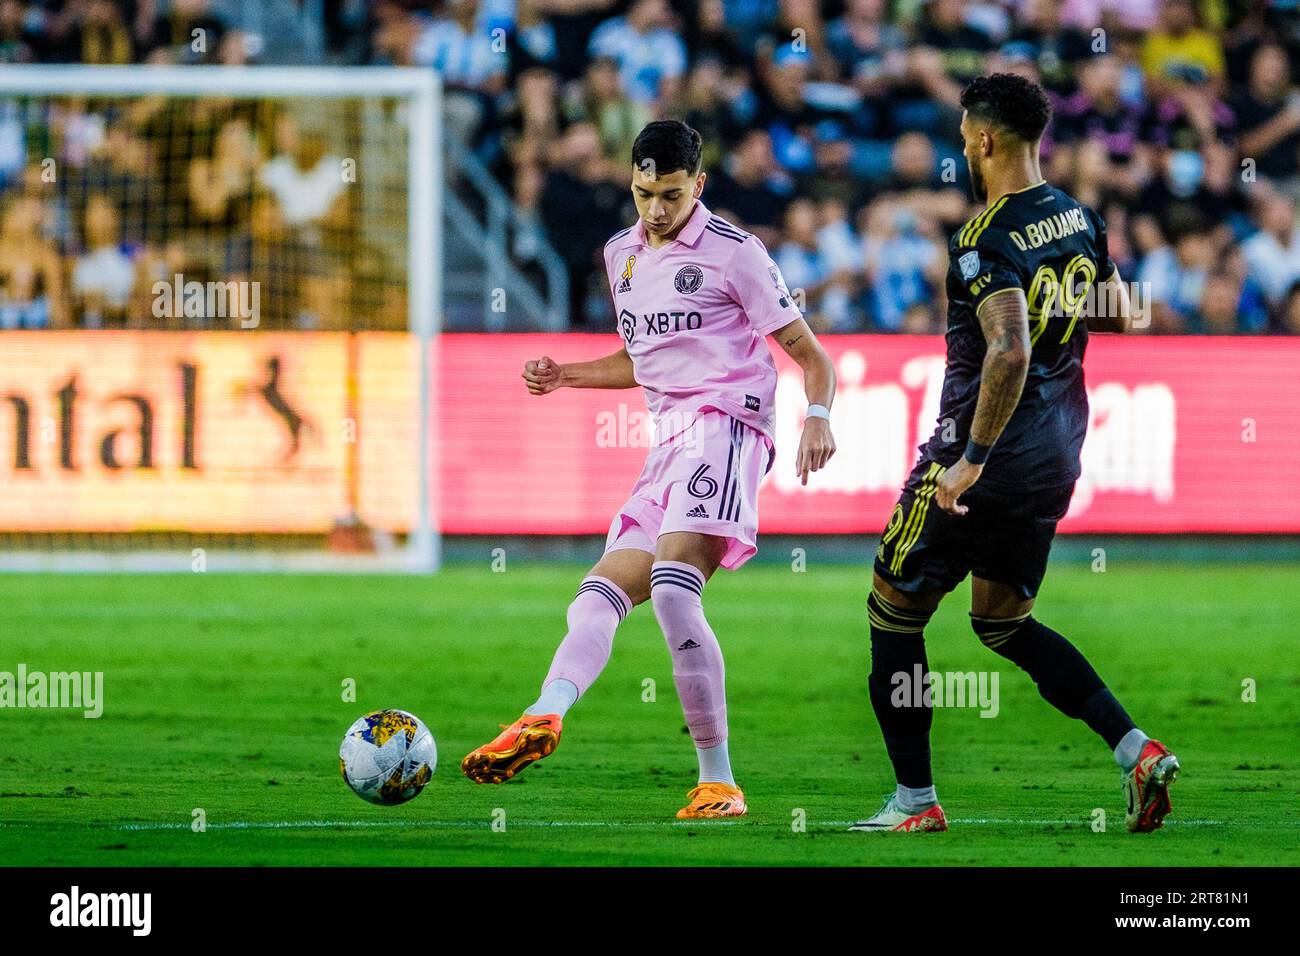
602 200 802 442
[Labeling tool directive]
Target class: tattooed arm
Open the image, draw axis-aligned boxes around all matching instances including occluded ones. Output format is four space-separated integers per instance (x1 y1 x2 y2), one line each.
771 317 837 485
935 288 1031 515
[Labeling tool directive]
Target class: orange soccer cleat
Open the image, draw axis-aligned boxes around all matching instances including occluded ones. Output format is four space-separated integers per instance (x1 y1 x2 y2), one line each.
1123 738 1180 833
676 782 748 819
460 713 562 784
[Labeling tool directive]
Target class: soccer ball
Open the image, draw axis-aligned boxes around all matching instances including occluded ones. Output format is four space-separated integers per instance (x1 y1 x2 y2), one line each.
339 709 437 805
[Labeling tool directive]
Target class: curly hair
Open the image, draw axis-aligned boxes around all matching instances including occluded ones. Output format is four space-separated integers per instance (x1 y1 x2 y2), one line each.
960 73 1053 142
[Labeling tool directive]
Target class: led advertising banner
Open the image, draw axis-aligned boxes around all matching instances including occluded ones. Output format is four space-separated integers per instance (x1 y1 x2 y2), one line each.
438 335 1300 535
1 333 1295 535
0 332 416 533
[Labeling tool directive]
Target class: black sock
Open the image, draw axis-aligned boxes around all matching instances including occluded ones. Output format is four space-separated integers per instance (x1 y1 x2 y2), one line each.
973 614 1136 750
868 591 934 788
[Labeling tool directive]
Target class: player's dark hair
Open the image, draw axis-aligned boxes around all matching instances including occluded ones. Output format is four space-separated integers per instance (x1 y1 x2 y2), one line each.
960 73 1053 143
631 120 703 177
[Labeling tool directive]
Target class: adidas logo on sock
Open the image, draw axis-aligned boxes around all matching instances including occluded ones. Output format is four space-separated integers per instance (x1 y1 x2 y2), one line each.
677 639 701 650
686 504 709 518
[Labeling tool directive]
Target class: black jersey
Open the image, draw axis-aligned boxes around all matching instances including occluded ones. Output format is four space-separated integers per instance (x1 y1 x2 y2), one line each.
923 180 1115 492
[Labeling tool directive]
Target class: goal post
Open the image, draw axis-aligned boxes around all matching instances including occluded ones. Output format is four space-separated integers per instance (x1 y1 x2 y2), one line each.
0 66 441 572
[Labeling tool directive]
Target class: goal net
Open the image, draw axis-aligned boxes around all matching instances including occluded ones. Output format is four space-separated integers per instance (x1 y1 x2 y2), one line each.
0 67 440 572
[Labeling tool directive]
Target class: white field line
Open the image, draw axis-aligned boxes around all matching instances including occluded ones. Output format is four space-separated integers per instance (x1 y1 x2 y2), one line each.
0 818 1236 831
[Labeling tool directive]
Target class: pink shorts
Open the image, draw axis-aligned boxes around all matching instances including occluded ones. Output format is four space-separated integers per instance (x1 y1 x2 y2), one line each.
604 409 775 570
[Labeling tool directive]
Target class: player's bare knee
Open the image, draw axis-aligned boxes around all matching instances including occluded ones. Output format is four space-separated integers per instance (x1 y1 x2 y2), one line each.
620 578 652 607
654 532 725 576
589 551 653 606
871 573 941 615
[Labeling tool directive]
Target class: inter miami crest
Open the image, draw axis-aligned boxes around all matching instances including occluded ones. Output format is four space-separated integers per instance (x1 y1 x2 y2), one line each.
674 264 704 294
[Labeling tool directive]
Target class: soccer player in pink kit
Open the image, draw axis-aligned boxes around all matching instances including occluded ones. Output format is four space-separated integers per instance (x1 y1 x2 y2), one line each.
461 120 838 818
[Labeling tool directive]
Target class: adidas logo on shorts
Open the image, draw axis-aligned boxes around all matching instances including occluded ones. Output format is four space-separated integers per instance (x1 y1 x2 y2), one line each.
678 639 701 650
686 504 709 518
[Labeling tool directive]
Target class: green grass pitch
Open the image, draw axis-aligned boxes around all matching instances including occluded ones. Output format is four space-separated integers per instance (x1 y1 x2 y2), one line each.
0 560 1295 866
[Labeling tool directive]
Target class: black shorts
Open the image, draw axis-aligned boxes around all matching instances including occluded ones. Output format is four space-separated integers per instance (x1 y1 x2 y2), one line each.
873 457 1075 600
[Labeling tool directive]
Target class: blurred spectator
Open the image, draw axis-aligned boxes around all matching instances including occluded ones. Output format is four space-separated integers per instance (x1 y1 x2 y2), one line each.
71 193 137 328
773 197 856 331
1008 0 1093 95
685 0 749 70
873 132 967 228
142 0 228 64
676 56 748 171
718 0 780 57
0 194 66 328
0 0 38 63
1234 44 1300 190
826 0 906 87
1052 54 1150 195
257 113 350 328
79 0 134 65
506 67 563 208
189 117 258 240
1140 0 1226 92
860 199 945 333
1243 191 1300 308
752 43 857 188
258 115 344 229
506 0 560 79
412 0 510 144
1137 226 1216 333
538 122 632 327
563 56 652 169
588 0 688 107
704 128 792 246
910 0 997 109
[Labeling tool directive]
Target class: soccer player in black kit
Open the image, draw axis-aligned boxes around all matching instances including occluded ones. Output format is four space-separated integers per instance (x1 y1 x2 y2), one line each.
853 74 1180 834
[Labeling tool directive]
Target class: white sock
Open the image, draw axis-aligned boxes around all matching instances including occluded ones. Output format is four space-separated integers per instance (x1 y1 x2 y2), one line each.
1114 728 1149 771
525 679 579 718
697 739 735 786
896 784 937 811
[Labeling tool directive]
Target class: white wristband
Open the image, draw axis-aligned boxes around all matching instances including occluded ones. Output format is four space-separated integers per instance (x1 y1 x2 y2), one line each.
806 404 831 421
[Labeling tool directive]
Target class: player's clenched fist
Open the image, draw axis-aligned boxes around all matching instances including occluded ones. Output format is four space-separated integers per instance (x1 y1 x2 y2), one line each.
522 356 564 395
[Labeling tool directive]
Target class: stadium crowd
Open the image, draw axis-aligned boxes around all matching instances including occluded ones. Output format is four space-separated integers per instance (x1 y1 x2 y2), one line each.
1 0 1300 335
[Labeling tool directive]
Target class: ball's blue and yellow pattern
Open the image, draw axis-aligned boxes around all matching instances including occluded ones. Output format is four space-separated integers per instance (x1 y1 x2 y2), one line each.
339 709 437 805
